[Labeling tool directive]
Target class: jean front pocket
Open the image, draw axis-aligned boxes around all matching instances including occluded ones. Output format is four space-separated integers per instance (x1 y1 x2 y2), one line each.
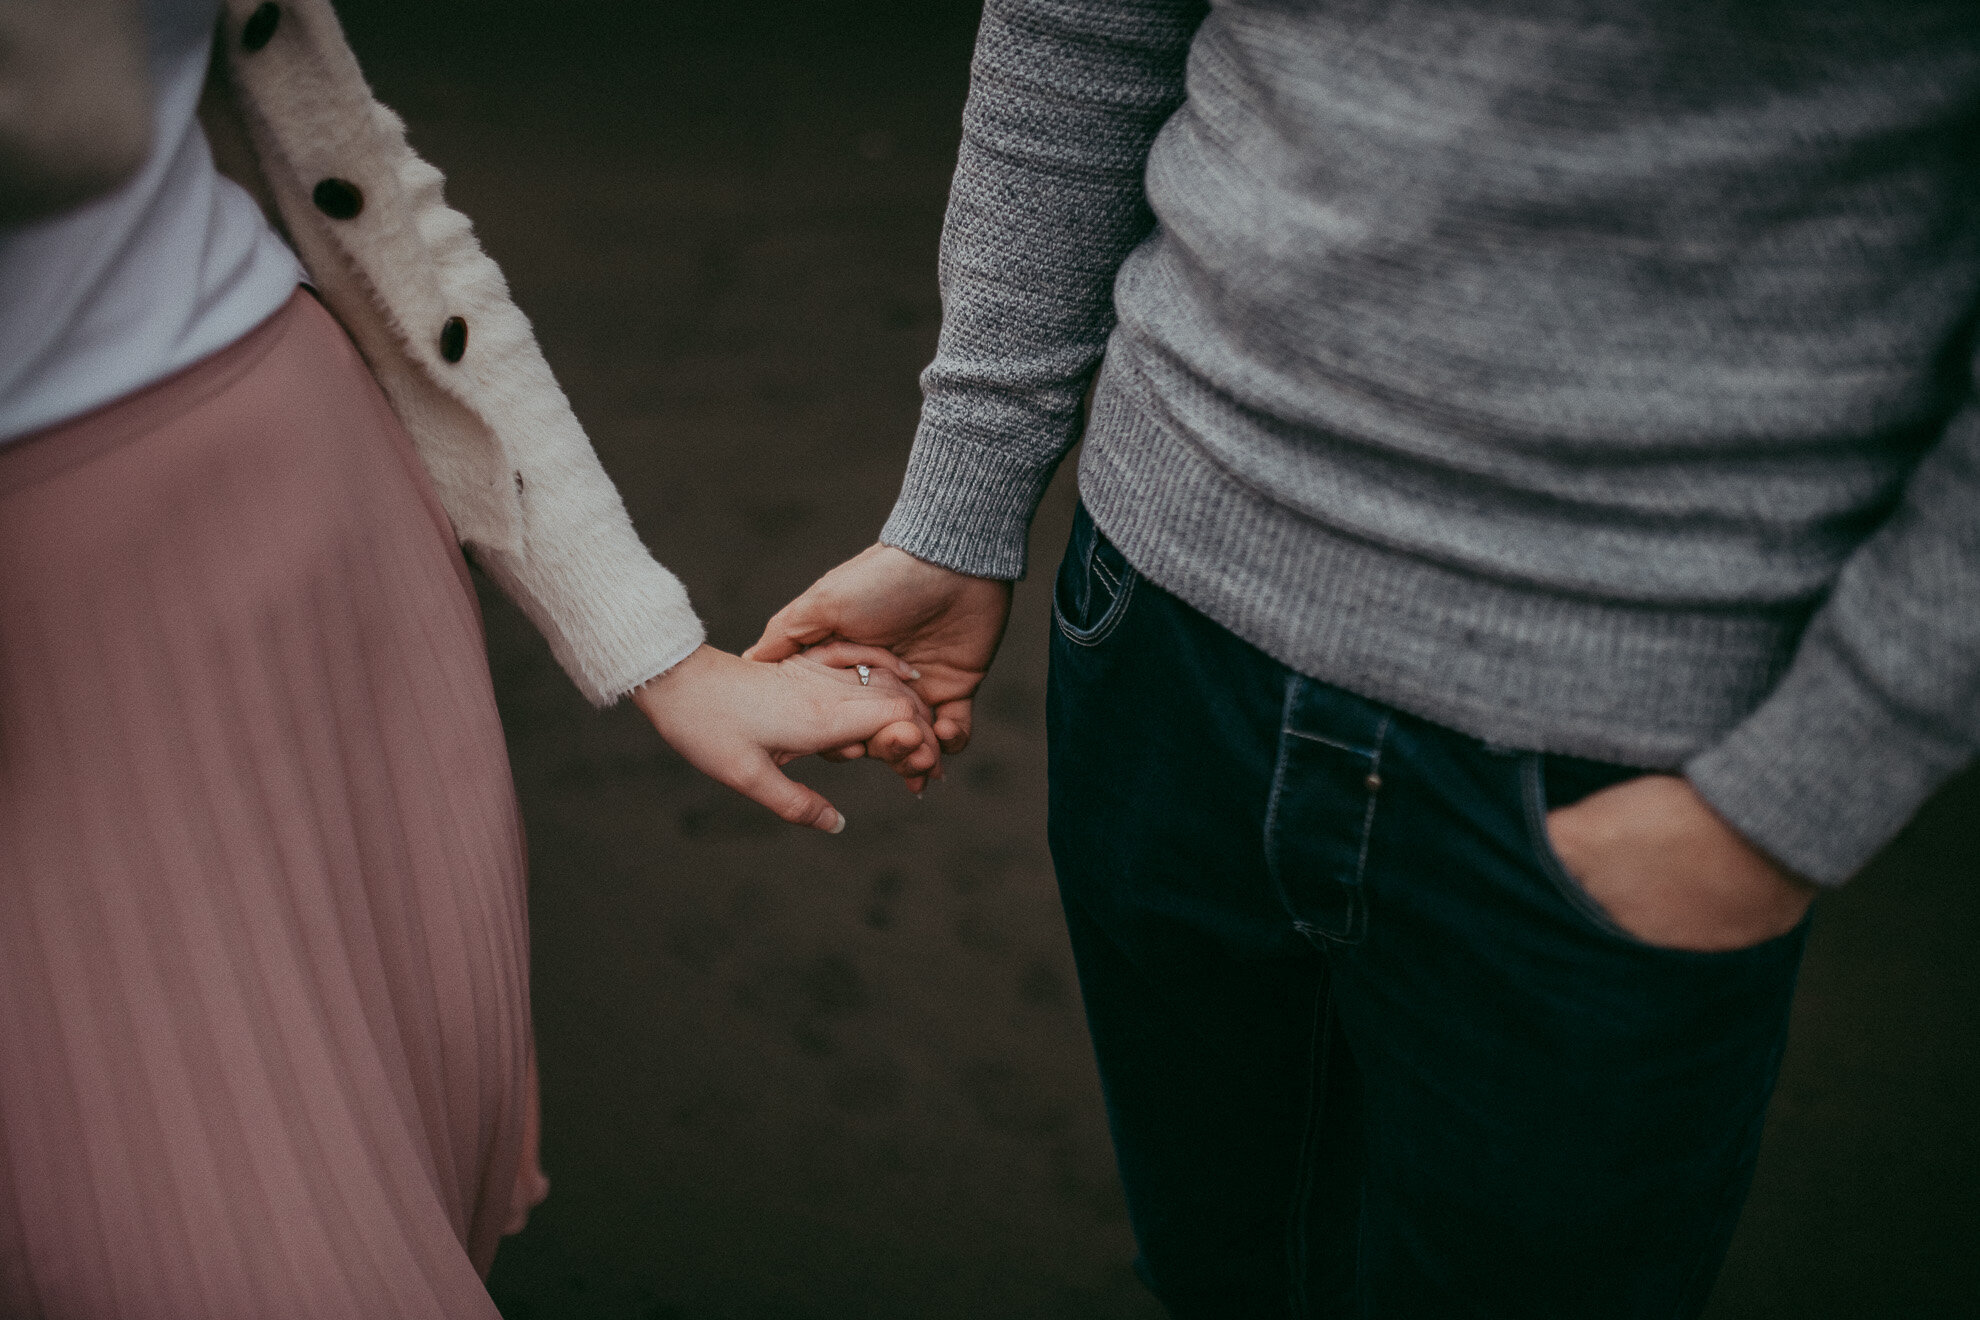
1520 754 1643 943
1519 754 1769 957
1053 502 1138 648
1519 754 1816 968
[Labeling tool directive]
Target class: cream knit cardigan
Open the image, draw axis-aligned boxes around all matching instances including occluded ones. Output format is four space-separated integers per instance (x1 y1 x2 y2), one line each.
199 0 705 704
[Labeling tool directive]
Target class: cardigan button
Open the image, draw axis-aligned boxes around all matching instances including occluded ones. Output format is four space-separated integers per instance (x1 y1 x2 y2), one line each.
439 316 469 363
312 177 363 220
241 3 280 51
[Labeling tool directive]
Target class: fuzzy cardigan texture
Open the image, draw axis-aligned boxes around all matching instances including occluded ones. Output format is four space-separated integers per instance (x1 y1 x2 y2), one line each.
200 0 703 705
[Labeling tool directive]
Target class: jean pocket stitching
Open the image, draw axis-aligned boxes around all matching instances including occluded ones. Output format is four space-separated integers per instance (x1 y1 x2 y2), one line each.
1520 755 1640 944
1053 554 1138 648
1284 727 1378 759
1265 680 1371 947
1261 677 1301 913
1349 714 1392 891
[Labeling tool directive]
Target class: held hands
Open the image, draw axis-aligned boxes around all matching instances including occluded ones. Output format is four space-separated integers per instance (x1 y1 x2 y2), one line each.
745 545 1014 778
632 644 940 834
1545 774 1818 952
634 545 1005 833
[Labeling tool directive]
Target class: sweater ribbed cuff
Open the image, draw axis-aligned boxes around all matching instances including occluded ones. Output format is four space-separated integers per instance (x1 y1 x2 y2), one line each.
878 423 1064 580
1685 633 1970 886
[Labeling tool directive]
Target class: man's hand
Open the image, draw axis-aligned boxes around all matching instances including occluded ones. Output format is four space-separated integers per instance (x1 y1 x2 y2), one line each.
746 545 1014 760
1545 774 1818 953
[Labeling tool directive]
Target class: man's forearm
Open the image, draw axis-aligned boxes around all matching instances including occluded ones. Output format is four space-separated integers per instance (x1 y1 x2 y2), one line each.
1687 395 1980 883
879 0 1206 580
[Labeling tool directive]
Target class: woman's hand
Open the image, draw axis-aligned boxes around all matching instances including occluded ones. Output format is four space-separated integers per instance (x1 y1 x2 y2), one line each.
793 640 953 793
630 644 940 833
745 545 1015 756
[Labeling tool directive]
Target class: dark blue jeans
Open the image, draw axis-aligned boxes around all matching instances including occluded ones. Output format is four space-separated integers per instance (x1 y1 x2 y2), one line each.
1046 503 1807 1319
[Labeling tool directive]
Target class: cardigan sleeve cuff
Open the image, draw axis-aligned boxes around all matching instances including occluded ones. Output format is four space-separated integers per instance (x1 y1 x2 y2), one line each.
472 532 706 708
878 422 1065 581
1684 631 1971 886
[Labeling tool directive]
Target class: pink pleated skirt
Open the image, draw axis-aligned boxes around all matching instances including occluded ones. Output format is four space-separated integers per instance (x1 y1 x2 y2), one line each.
0 291 547 1319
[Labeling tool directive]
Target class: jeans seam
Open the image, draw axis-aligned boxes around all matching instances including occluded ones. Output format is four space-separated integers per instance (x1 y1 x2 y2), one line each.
1262 674 1304 903
1271 680 1379 946
1355 1175 1373 1320
1668 1132 1761 1320
1285 980 1335 1320
1667 1006 1800 1319
1351 715 1391 889
1284 727 1377 758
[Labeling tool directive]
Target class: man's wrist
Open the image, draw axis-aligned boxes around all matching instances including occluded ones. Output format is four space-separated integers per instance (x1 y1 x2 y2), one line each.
874 541 1017 586
879 423 1059 581
1682 777 1813 891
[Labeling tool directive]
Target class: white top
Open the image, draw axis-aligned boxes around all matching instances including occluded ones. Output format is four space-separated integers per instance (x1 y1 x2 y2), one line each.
0 0 706 703
0 0 303 443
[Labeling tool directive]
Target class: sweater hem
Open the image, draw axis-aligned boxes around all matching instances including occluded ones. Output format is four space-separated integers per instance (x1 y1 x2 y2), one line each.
1076 360 1811 769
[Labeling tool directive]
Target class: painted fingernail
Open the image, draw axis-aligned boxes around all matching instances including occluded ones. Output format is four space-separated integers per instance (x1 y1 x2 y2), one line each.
825 809 846 835
909 668 922 680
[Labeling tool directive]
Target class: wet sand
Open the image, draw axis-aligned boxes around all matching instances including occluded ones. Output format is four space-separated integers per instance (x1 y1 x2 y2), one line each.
336 4 1980 1316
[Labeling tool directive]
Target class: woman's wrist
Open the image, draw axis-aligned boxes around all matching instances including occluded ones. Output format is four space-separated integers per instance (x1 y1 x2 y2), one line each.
630 643 719 731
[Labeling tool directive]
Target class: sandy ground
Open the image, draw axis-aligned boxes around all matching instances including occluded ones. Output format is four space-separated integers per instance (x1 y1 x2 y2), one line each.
336 4 1979 1316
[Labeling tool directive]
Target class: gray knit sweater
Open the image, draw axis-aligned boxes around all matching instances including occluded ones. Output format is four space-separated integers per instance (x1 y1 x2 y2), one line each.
880 0 1980 884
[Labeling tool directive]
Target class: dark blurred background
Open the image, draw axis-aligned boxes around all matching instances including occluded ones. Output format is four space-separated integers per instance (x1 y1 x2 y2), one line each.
330 4 1979 1316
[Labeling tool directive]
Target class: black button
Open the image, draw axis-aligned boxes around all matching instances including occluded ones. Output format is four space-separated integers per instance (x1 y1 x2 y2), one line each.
312 178 363 220
439 316 468 363
241 3 280 51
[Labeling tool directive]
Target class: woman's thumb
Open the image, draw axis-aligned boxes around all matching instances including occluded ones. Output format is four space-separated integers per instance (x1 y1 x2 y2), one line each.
737 761 846 834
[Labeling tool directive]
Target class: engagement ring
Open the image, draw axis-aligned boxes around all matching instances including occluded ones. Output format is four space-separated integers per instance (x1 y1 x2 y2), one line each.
856 665 871 686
